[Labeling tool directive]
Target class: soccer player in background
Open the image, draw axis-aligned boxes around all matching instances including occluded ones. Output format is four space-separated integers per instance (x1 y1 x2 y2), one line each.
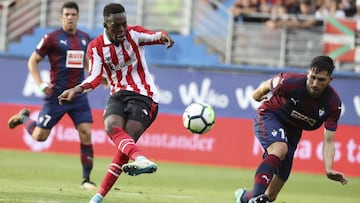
7 1 96 190
57 3 174 203
235 55 348 203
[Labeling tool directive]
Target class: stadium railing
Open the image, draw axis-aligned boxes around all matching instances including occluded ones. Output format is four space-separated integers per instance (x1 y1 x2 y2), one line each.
0 0 41 51
195 0 360 73
1 0 360 73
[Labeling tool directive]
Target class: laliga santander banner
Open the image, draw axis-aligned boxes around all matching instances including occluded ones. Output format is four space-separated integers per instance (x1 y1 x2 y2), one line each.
0 58 359 177
1 104 360 177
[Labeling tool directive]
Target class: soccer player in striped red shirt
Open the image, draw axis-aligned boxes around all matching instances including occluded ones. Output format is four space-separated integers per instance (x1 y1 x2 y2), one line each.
58 3 174 203
235 56 348 203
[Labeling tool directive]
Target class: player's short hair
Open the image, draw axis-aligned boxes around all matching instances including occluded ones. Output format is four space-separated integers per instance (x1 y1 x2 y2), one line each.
299 0 311 5
309 55 335 75
61 1 79 14
103 3 125 18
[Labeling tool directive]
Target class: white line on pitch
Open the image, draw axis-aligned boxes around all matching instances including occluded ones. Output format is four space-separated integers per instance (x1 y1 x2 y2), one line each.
116 191 193 199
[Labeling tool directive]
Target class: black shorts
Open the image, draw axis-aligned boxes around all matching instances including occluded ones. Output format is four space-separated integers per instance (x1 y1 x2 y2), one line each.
104 90 158 129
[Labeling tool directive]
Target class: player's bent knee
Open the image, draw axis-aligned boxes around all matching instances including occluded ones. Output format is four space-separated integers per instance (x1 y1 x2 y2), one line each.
104 119 124 135
32 134 49 142
268 142 288 160
32 128 51 141
78 129 92 143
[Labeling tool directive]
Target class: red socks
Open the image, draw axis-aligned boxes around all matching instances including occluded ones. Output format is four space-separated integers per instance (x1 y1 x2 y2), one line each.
108 127 143 160
98 150 129 196
97 127 145 197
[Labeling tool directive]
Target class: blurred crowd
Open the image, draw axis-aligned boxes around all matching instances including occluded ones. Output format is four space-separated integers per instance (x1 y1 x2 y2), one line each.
228 0 360 29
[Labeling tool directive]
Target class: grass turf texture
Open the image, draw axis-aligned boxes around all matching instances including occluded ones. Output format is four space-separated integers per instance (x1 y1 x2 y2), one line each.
0 149 359 203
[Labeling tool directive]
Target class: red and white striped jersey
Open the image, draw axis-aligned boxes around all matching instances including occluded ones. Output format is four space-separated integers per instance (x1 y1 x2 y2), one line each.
80 26 165 103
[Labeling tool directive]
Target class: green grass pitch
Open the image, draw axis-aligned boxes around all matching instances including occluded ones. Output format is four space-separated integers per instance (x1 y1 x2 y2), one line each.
0 149 359 203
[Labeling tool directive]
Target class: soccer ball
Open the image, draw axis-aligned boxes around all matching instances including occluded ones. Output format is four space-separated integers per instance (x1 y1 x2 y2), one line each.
182 102 215 134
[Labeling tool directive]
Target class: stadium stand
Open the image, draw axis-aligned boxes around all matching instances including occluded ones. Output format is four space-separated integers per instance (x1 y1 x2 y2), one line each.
0 0 360 74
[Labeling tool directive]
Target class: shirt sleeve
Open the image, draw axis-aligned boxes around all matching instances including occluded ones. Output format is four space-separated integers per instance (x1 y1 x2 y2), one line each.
35 34 52 58
79 41 103 93
324 95 341 131
129 26 163 46
270 72 286 95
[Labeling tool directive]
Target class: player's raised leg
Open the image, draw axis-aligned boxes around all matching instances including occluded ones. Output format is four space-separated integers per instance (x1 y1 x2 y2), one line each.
89 150 129 203
122 155 157 176
107 126 157 176
8 108 30 129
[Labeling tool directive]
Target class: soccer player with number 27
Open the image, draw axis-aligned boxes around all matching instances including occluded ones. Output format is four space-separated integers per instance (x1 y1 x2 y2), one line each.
8 1 96 190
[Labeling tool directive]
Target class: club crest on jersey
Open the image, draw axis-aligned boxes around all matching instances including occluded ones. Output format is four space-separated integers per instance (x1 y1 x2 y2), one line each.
271 129 278 137
81 39 87 46
318 108 325 117
105 55 135 71
105 56 122 71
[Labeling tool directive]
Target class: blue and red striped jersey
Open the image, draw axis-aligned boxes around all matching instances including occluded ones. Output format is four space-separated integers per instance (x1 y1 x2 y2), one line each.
35 28 90 95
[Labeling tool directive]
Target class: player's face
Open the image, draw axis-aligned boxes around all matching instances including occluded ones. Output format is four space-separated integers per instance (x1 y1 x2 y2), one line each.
60 8 79 33
306 69 333 98
104 13 127 43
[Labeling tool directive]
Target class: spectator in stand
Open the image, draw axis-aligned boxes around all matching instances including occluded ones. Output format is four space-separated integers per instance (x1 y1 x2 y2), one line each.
315 0 325 10
353 0 360 20
264 3 288 28
231 0 263 22
284 0 301 14
315 0 346 19
341 0 357 17
266 0 318 29
289 0 318 28
260 0 285 13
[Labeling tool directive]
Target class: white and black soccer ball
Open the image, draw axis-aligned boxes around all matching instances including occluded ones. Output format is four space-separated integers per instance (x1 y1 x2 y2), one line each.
182 102 215 134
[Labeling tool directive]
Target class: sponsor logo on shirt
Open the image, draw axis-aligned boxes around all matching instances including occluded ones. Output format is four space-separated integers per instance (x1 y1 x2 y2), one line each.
60 39 67 46
319 108 325 117
66 50 84 68
290 110 316 126
104 56 135 71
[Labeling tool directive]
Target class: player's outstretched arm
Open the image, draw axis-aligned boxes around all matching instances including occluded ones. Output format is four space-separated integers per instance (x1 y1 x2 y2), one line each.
326 170 348 185
58 86 83 105
323 129 348 185
252 79 271 102
159 33 174 49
